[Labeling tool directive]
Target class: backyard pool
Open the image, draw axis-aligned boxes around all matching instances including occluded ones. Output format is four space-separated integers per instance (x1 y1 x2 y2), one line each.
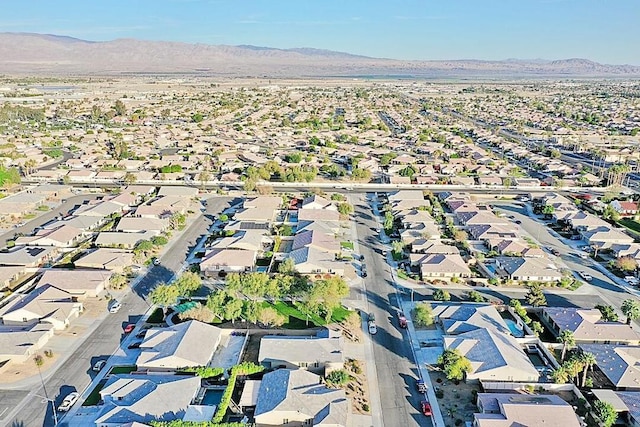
504 318 525 338
202 389 224 406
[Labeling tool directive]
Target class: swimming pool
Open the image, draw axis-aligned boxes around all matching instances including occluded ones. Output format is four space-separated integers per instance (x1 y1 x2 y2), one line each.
202 389 223 406
504 318 525 338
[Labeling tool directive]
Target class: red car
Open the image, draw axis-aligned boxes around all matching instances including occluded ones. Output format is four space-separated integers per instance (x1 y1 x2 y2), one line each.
123 324 135 334
421 400 432 416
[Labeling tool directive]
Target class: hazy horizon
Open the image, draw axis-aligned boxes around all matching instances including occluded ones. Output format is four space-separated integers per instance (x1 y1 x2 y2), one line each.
1 0 638 65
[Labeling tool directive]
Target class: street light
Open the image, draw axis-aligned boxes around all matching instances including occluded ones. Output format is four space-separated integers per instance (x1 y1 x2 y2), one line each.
33 392 58 426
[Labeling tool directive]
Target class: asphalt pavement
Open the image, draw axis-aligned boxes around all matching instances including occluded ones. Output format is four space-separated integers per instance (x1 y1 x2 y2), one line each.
352 193 432 427
1 195 234 427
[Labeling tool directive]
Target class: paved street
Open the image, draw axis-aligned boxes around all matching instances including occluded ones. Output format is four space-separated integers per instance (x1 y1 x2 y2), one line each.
1 196 234 427
352 193 432 427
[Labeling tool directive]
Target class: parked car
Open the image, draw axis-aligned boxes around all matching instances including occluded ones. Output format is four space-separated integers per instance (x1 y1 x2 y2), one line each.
92 360 106 372
57 392 80 412
577 252 589 259
152 257 161 266
108 300 122 313
368 322 378 335
578 271 593 281
397 311 408 329
551 249 561 256
135 330 147 339
128 341 142 350
416 379 427 393
420 400 433 416
123 324 136 334
624 276 639 286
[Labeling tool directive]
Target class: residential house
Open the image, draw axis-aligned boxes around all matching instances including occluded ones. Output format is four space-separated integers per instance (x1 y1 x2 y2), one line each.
292 230 340 254
297 209 341 223
209 230 271 253
612 243 640 260
116 217 169 234
289 246 345 276
0 323 55 369
611 200 639 217
37 269 112 298
15 225 87 248
157 186 199 197
0 284 83 330
199 248 257 276
74 249 136 273
418 253 471 279
94 374 202 427
581 226 634 249
136 320 222 371
592 390 640 426
94 231 158 249
432 304 512 336
254 369 349 427
444 328 539 383
542 307 640 344
0 246 57 267
301 195 337 211
579 345 640 390
495 257 562 282
0 266 28 290
474 393 581 427
258 332 344 375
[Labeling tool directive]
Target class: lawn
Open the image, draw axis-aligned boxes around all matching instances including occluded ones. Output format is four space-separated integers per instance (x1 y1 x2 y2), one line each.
147 307 165 323
340 241 354 250
110 365 137 375
262 301 351 329
83 379 107 406
619 218 640 234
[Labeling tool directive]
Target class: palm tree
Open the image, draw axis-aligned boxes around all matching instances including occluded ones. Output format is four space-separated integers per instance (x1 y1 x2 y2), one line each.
580 352 597 387
558 330 575 362
551 366 569 384
621 299 640 325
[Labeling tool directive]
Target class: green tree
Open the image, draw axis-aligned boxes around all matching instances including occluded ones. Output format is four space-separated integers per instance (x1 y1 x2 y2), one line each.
109 273 128 290
551 366 569 384
622 299 640 325
179 303 214 323
467 291 486 302
579 351 597 387
616 256 637 272
257 306 286 327
243 300 260 323
391 240 404 257
542 205 555 216
413 302 434 327
383 211 394 231
304 276 349 322
595 304 619 322
151 235 168 246
453 230 468 243
525 283 547 307
150 283 180 308
114 99 126 116
593 400 618 427
278 258 297 275
433 289 451 301
223 298 244 323
173 271 202 296
438 349 472 381
531 321 544 337
123 172 136 185
337 202 353 216
558 330 575 362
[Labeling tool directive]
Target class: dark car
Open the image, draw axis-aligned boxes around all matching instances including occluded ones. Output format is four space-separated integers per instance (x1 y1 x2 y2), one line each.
128 341 142 349
551 249 561 256
362 271 367 278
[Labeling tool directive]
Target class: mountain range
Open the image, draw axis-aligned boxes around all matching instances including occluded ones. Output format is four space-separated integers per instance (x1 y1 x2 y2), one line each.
1 32 639 77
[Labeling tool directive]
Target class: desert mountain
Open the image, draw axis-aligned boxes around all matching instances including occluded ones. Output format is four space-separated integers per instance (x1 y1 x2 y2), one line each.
1 32 639 77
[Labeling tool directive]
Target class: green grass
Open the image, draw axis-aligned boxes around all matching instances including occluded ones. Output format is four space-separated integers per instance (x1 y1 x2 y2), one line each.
619 218 640 234
83 379 107 406
340 241 354 250
397 269 409 280
263 301 351 328
109 365 137 375
147 307 165 323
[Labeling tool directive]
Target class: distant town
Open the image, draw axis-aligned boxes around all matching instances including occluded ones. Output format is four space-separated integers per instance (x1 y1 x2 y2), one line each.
0 77 639 427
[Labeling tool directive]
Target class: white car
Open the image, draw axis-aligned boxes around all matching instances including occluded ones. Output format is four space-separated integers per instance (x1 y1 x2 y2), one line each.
368 322 378 335
624 276 639 286
57 392 79 412
92 360 106 372
108 300 122 313
578 271 593 281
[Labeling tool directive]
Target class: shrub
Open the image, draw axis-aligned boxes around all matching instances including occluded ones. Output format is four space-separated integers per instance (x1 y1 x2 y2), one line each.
413 302 434 327
326 369 350 387
362 403 370 412
34 355 44 367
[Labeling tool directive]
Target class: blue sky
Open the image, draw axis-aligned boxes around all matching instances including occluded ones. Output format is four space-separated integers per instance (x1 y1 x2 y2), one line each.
2 0 638 64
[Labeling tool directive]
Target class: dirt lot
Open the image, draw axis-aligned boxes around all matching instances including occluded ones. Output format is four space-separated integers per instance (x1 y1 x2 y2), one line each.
429 367 479 427
343 358 371 414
